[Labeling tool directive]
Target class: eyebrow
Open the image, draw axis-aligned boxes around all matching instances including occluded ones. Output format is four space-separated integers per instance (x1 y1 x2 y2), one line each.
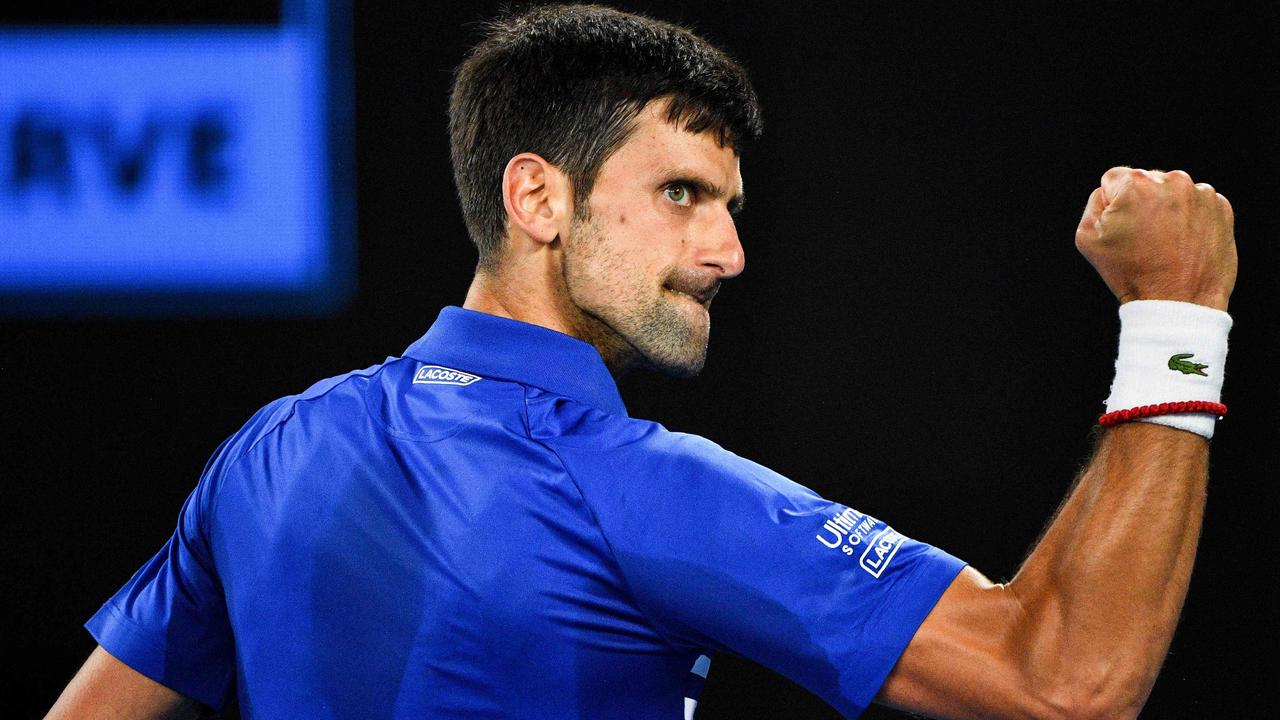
659 168 746 215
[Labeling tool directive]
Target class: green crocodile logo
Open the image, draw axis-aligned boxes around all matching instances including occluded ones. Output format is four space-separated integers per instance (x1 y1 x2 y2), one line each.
1168 353 1209 377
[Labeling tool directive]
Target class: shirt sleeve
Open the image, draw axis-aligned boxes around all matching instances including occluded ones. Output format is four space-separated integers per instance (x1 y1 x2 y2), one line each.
84 434 239 709
558 428 967 718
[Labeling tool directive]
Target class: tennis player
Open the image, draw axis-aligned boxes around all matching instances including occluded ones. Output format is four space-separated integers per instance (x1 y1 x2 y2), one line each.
47 5 1237 719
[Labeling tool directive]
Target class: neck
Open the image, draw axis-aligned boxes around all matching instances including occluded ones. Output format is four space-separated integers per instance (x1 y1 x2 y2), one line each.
462 266 569 334
462 266 641 377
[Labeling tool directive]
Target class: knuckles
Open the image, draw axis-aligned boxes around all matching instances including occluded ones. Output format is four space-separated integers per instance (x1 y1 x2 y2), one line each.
1100 166 1133 184
1216 193 1234 220
1081 166 1234 241
1115 168 1224 207
1090 166 1233 204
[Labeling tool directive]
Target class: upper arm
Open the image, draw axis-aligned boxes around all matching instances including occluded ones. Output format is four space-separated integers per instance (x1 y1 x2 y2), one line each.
559 429 968 716
45 645 202 720
875 566 1066 720
82 443 238 706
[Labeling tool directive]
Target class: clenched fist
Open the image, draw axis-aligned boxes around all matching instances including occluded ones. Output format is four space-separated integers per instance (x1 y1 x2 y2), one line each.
1075 167 1237 311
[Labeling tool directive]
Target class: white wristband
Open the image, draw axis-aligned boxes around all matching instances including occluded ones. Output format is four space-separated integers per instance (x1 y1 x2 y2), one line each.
1105 300 1232 438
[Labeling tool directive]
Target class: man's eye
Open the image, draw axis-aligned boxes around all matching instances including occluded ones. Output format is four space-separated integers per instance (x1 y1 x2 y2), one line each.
664 184 693 206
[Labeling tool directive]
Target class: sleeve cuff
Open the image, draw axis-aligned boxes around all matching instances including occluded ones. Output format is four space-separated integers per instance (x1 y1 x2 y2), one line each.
851 548 967 715
85 602 231 709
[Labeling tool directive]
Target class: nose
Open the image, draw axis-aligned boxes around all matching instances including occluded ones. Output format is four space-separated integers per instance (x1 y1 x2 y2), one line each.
697 210 745 279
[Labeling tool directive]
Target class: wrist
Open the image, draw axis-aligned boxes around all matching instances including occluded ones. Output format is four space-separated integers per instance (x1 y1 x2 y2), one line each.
1103 300 1232 438
1118 291 1231 312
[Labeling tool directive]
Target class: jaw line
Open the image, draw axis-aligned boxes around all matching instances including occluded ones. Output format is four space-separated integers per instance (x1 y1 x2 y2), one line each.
576 305 656 375
579 291 707 377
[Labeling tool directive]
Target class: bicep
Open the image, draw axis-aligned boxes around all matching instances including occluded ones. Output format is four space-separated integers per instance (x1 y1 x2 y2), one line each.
875 566 1056 720
46 645 202 720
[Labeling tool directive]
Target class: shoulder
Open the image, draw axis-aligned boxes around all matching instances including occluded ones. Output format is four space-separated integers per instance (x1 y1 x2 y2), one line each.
528 389 822 512
203 349 538 480
218 357 399 463
186 355 415 527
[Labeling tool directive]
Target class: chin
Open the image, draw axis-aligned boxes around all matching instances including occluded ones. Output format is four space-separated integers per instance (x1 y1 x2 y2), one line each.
615 293 712 377
647 359 704 379
641 341 708 378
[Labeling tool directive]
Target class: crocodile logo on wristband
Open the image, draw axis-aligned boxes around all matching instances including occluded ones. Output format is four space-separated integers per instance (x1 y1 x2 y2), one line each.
1168 353 1209 377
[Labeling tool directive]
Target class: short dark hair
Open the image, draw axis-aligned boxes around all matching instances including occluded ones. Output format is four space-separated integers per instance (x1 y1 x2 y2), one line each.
448 4 763 271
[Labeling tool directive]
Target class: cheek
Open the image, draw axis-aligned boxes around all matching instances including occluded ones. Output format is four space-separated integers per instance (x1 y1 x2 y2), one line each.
567 231 638 300
601 222 661 268
571 210 677 294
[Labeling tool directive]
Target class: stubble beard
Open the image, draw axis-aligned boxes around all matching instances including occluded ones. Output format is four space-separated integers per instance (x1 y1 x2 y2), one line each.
563 216 710 378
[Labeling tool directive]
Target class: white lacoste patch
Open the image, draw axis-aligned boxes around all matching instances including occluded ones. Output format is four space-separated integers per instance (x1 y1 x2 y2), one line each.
859 527 905 579
412 365 482 387
815 507 904 578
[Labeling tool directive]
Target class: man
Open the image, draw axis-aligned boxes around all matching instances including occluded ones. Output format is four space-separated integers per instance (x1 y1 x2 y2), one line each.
48 4 1237 719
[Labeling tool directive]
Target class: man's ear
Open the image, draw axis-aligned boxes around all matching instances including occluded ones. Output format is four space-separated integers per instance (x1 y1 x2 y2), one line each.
502 152 572 245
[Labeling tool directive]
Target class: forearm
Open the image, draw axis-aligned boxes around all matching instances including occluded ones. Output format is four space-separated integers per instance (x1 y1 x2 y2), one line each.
879 168 1234 720
1005 421 1208 715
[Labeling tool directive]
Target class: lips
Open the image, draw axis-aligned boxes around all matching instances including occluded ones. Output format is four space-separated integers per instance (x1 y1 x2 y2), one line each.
665 281 719 305
664 269 722 306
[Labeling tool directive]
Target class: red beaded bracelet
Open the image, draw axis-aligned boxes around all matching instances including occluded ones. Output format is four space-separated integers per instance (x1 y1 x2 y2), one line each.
1098 401 1228 428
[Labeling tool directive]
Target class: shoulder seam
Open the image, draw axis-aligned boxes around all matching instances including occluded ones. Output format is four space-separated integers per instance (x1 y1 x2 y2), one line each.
239 363 388 461
203 362 390 538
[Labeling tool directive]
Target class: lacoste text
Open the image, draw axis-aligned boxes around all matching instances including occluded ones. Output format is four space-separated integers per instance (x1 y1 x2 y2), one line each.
859 528 905 578
413 365 482 386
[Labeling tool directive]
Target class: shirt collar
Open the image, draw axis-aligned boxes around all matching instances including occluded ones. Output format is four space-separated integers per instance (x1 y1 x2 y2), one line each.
402 306 628 417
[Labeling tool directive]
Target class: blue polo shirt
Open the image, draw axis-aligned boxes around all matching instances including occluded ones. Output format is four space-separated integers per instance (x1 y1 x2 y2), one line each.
87 306 966 719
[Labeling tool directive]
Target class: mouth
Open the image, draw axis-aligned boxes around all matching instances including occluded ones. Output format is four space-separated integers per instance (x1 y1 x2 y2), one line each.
664 282 719 306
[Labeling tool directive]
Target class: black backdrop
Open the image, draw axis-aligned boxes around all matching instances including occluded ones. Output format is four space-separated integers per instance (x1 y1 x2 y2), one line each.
5 2 1277 717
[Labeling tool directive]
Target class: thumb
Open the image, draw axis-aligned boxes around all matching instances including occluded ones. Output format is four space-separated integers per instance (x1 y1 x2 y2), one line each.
1077 186 1107 239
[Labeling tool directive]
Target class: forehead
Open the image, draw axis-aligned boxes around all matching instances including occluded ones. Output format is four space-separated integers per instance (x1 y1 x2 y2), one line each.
593 101 742 192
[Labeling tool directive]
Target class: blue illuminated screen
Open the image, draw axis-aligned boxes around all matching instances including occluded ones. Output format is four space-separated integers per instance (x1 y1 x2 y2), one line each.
0 1 351 314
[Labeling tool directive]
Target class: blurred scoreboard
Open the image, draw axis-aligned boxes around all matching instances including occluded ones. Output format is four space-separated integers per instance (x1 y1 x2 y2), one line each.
0 1 353 315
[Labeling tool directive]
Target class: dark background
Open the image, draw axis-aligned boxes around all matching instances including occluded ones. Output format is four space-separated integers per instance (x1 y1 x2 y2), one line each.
4 1 1277 717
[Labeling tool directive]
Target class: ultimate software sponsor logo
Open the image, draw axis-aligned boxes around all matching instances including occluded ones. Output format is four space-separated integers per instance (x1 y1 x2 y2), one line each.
815 507 905 578
413 365 482 386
